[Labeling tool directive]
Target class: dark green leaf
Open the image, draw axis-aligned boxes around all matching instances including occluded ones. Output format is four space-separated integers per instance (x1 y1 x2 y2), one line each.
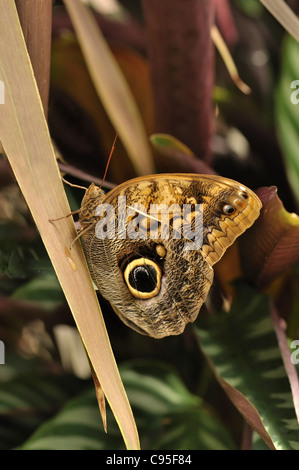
0 371 86 450
276 35 299 205
195 283 299 450
19 363 236 450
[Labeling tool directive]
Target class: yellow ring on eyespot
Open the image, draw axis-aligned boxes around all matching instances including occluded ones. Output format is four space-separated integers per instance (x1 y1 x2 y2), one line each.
124 258 162 299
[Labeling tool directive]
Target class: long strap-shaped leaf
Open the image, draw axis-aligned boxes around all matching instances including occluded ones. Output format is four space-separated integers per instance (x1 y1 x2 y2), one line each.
0 1 139 450
259 0 299 42
64 0 154 176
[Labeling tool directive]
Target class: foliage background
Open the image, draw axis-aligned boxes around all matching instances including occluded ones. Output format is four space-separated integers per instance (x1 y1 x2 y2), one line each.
0 0 299 450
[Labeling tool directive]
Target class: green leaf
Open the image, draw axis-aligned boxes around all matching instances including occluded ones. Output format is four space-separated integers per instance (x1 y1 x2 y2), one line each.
19 388 109 450
234 0 263 17
0 372 86 450
150 133 195 157
12 273 63 308
120 363 199 416
19 363 237 450
276 35 299 205
195 283 299 450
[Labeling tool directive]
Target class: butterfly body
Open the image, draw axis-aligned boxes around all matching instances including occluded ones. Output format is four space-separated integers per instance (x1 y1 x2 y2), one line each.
79 174 261 338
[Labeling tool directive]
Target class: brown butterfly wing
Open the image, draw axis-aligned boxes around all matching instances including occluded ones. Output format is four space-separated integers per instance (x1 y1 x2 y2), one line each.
81 234 214 338
79 174 261 338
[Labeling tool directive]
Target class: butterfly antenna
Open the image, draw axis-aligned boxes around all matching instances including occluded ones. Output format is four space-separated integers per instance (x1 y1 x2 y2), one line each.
61 177 87 191
100 132 118 190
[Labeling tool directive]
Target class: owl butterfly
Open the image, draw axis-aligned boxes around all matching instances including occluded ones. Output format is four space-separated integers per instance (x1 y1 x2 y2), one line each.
78 174 261 339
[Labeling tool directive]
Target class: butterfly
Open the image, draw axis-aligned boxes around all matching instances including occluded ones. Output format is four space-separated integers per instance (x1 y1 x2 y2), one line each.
78 173 261 339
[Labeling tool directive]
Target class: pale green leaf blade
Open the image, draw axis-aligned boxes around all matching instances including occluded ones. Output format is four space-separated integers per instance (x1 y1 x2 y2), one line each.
276 35 299 205
259 0 299 41
0 1 139 450
63 0 154 175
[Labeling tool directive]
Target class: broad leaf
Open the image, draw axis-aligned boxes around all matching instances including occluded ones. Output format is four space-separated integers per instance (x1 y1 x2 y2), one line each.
195 283 299 450
0 372 86 450
20 363 237 450
240 186 299 288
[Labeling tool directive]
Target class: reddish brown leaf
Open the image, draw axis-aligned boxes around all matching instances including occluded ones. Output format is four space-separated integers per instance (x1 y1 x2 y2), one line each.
142 0 215 163
240 186 299 288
